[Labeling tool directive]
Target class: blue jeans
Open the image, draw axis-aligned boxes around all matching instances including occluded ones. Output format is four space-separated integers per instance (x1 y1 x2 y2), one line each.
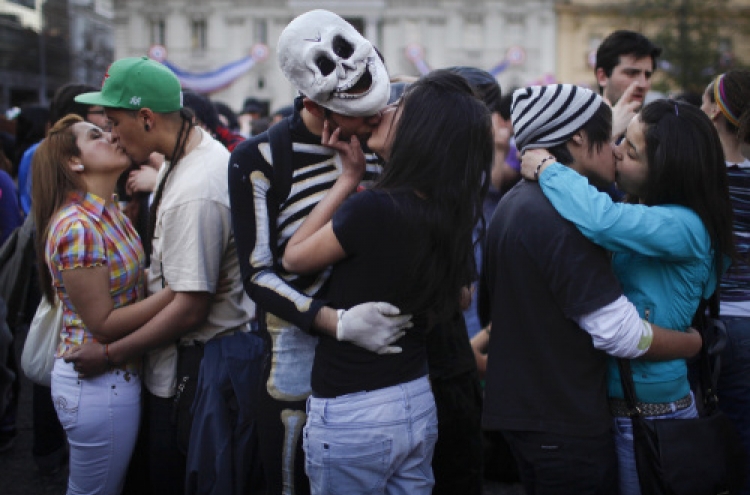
718 316 750 495
185 330 266 495
613 394 698 495
303 375 438 495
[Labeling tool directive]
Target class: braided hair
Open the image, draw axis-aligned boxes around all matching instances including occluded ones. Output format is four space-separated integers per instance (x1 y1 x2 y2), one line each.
146 107 195 251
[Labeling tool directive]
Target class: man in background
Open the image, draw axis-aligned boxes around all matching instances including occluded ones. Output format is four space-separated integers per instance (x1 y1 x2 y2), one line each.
595 30 661 138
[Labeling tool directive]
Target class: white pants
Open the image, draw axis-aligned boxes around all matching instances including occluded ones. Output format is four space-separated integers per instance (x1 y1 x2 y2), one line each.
51 358 141 495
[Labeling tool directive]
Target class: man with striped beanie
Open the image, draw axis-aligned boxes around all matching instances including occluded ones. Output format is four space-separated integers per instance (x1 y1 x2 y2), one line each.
480 84 699 493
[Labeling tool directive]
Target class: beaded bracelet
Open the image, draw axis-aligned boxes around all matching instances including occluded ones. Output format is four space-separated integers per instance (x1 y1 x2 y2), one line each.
534 155 556 180
102 343 112 368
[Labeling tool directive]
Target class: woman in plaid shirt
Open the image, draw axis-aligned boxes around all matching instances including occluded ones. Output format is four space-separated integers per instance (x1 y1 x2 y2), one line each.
32 114 174 495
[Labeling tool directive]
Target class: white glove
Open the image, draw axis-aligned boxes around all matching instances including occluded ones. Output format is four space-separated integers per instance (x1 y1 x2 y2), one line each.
336 302 413 355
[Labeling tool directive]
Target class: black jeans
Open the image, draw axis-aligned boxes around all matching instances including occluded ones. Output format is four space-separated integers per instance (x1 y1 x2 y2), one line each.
502 429 618 495
717 316 750 495
145 391 185 495
431 370 484 495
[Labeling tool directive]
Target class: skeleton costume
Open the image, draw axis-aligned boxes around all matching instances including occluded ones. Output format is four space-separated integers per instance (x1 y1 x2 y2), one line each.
228 10 389 495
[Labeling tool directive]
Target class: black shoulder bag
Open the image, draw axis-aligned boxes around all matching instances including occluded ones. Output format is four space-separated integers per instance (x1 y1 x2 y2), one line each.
617 297 746 495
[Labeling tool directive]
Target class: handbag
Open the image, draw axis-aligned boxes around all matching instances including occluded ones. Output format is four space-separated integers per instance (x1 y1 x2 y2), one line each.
617 297 746 495
21 296 63 387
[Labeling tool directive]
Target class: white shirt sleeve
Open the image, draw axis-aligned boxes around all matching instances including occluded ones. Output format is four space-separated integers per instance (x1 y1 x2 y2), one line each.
574 295 651 359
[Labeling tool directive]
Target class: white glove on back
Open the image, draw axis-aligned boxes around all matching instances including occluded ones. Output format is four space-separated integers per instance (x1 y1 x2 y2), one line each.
336 302 413 354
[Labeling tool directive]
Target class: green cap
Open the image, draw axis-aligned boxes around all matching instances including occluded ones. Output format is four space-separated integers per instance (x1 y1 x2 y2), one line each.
75 57 183 113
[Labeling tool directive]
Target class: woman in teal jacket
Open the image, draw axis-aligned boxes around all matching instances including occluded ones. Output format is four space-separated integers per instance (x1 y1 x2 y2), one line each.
521 99 735 495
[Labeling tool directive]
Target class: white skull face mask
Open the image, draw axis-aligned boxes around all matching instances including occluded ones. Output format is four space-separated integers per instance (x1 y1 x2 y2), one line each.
277 10 390 117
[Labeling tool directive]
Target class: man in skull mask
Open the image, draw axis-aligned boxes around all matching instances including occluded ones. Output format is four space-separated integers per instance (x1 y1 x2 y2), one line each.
228 10 410 495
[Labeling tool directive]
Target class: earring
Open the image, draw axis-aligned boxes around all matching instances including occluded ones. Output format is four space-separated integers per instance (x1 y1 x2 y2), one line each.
144 124 150 131
75 163 84 171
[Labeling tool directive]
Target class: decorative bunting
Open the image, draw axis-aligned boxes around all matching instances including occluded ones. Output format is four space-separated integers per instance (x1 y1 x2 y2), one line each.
147 44 269 94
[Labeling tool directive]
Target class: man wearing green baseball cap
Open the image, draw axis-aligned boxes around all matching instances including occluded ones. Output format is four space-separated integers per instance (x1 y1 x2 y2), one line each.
75 56 185 166
69 56 260 495
76 56 183 114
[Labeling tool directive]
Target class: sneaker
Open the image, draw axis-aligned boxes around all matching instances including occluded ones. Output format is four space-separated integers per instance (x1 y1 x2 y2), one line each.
34 444 69 476
0 428 16 453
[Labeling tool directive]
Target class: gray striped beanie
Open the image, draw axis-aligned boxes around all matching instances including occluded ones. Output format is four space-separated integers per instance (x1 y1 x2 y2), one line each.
512 84 603 153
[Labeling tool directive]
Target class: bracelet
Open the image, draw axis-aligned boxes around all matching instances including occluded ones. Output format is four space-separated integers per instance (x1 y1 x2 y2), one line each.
637 319 654 351
102 343 112 368
534 155 556 180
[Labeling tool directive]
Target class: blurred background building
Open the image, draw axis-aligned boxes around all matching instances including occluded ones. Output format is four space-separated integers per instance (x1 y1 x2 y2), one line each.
0 0 113 110
110 0 558 115
1 0 748 115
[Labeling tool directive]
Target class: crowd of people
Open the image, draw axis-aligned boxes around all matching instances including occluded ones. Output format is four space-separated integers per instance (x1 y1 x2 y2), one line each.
0 8 748 495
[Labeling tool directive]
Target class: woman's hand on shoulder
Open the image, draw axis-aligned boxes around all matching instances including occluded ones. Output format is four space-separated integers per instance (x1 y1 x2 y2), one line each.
520 148 555 181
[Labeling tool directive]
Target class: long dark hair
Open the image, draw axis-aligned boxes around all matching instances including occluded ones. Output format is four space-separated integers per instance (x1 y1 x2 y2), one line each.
640 99 736 276
375 69 493 321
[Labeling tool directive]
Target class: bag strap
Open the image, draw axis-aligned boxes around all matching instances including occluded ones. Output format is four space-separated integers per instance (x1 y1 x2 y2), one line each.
616 358 643 417
266 117 294 208
617 292 723 417
707 290 720 319
691 292 725 413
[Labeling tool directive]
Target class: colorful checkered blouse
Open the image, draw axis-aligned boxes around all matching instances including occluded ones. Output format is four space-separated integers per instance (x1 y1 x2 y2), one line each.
45 191 145 365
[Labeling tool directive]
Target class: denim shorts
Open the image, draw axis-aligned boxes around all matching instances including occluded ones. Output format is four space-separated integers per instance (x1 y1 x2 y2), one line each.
303 375 438 495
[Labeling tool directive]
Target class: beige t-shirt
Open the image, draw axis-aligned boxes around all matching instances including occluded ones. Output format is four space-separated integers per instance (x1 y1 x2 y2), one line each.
144 128 254 398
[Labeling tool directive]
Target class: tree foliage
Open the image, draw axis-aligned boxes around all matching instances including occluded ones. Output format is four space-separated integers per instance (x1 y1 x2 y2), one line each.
626 0 749 93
